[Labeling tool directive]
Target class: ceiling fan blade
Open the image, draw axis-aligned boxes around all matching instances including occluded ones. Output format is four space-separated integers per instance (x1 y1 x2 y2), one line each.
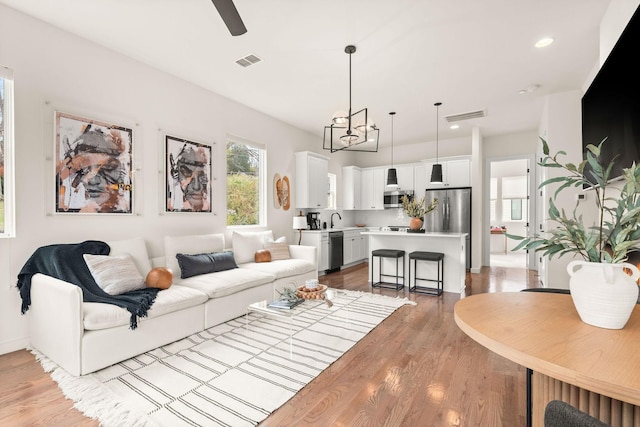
211 0 247 36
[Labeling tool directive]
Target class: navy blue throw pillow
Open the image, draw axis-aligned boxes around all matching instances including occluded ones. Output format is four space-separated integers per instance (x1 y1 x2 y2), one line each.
176 251 238 279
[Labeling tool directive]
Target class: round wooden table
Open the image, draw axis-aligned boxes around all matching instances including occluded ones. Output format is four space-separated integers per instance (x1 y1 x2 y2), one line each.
454 292 640 427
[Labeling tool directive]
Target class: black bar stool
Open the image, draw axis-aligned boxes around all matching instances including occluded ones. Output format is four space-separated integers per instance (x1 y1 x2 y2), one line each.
371 249 405 290
408 251 444 295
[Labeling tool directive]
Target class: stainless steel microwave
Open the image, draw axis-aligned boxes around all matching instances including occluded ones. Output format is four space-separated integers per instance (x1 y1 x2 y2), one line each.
383 190 414 208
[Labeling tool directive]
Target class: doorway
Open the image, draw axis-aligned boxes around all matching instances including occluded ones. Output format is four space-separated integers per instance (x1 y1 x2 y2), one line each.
485 155 536 270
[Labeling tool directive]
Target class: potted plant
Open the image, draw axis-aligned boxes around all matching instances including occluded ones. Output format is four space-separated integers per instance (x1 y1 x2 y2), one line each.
401 194 438 231
509 137 640 329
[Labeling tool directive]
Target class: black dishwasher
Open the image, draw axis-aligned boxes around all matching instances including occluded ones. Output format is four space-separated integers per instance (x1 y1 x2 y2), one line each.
328 231 344 272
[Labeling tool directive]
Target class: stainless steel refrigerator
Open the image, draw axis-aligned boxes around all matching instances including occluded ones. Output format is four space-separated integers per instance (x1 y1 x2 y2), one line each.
424 187 472 269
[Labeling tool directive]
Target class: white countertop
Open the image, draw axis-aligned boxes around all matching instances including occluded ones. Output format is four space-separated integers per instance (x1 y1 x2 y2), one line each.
361 231 468 238
301 228 467 238
301 227 368 233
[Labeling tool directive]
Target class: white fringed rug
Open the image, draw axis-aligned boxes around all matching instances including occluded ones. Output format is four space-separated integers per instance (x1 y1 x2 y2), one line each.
32 289 415 427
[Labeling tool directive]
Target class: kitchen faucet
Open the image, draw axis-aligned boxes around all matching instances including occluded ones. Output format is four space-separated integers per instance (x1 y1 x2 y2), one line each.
330 212 342 228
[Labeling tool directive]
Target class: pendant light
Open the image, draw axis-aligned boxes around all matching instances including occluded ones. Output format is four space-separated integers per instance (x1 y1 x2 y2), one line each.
322 45 380 153
386 112 398 187
430 102 444 184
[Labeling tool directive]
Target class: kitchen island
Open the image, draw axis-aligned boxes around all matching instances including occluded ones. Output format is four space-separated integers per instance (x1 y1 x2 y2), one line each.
361 230 467 294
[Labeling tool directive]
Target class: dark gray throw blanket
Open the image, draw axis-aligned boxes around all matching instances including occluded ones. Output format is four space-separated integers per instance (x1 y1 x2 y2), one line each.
17 240 159 329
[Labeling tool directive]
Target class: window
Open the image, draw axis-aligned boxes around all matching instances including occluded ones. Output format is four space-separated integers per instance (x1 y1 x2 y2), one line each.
226 139 266 226
327 173 336 210
501 176 527 222
0 66 15 238
502 199 528 221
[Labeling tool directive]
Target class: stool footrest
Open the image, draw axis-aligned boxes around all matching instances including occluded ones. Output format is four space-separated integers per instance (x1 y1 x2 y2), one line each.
371 281 404 290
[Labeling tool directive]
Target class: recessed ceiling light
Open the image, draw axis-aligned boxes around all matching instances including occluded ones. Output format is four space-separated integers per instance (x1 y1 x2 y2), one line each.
518 84 541 95
450 124 460 130
535 37 554 48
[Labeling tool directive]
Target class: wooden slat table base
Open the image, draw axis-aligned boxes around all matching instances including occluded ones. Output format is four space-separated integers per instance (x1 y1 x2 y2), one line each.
532 371 640 427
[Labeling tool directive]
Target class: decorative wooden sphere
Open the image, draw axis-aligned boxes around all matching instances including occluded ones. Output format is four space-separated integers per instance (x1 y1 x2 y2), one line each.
255 249 272 263
146 267 173 289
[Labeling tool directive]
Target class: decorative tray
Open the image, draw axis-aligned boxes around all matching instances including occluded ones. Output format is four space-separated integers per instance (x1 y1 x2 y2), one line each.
296 284 327 299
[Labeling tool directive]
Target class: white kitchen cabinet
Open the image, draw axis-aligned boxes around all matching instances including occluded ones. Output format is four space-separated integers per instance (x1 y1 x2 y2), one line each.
342 166 361 210
343 235 354 265
423 157 471 189
360 167 385 210
383 165 414 191
343 229 362 265
446 158 471 187
300 231 328 272
295 151 329 209
358 232 367 261
414 163 427 195
320 233 329 271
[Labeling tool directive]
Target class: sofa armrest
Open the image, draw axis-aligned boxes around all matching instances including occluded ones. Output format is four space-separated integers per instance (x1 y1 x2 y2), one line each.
29 274 84 376
288 244 317 266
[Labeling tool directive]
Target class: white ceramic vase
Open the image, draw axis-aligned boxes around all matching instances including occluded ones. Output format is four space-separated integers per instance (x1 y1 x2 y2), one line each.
567 260 640 329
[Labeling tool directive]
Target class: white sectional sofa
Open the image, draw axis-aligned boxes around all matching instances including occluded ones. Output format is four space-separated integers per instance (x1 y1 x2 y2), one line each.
27 231 317 376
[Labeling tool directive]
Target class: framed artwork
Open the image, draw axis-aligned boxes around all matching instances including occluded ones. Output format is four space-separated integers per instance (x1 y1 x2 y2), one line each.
55 111 133 214
165 135 212 213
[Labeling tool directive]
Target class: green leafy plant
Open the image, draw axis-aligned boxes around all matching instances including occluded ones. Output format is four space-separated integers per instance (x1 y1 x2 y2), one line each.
276 285 299 302
509 137 640 263
402 195 438 218
401 194 438 218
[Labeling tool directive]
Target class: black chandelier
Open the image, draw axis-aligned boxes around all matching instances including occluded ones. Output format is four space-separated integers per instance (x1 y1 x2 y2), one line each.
323 45 379 153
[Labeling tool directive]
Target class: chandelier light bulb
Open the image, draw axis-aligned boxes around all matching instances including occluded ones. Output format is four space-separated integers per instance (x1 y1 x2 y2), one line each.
354 119 376 136
332 111 349 125
340 133 359 146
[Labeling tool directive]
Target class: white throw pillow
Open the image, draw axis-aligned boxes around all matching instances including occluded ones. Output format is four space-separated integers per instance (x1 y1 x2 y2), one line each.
83 253 146 295
232 230 274 264
265 236 286 244
164 233 226 278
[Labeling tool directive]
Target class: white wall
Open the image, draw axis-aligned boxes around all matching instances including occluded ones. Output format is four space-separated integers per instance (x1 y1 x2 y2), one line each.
537 91 585 289
353 135 472 169
0 5 333 354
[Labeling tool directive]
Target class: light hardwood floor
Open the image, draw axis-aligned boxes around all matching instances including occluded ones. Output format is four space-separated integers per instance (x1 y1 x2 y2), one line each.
0 264 541 426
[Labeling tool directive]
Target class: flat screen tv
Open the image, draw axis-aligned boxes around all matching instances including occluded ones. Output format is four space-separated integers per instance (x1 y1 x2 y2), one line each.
581 5 640 188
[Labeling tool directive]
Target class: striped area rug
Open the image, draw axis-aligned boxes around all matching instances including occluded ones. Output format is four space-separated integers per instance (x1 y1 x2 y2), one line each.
33 289 415 426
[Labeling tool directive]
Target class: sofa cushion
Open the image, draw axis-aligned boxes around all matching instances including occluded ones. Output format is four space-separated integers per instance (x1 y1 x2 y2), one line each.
231 230 274 264
106 237 152 276
83 285 208 330
176 267 275 299
83 253 146 295
239 258 315 280
176 251 237 279
263 241 290 261
165 234 225 278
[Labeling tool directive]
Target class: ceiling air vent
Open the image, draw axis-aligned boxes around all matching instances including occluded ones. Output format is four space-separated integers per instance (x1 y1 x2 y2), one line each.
235 54 262 68
444 109 486 122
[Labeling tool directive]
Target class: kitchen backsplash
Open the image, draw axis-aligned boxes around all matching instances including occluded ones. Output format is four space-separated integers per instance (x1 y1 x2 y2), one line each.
296 207 413 229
